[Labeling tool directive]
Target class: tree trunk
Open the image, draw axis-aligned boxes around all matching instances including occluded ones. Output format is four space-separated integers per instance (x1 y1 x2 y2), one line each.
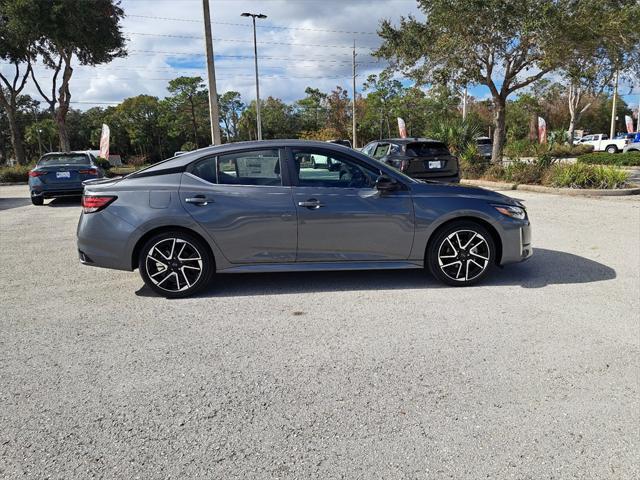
528 114 538 143
189 99 199 148
5 107 27 165
55 55 73 151
491 98 506 163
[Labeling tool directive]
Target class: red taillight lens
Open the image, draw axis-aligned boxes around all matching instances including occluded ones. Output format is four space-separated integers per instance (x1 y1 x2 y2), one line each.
79 168 98 175
81 195 117 214
28 170 47 177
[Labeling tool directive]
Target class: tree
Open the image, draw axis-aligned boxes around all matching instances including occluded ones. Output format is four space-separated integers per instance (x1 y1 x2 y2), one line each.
376 0 581 161
295 87 328 133
218 91 244 142
116 95 165 161
167 76 207 148
362 72 403 139
27 0 126 151
0 0 38 164
560 1 640 142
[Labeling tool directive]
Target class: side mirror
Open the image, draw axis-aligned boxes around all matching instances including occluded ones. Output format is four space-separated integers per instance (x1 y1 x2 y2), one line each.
376 174 400 192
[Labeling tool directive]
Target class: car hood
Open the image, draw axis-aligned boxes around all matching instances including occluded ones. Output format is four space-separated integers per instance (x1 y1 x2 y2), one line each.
409 181 523 206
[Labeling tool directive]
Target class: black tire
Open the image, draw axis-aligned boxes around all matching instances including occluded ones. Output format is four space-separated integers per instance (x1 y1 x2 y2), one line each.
427 220 495 287
138 230 214 298
605 145 618 154
31 195 44 206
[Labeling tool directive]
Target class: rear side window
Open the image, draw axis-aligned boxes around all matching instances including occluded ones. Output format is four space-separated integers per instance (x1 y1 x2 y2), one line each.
190 149 282 186
372 143 389 159
38 154 90 166
405 142 450 157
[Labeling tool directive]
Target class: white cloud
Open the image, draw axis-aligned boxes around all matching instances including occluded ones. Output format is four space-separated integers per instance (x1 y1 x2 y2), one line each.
1 0 422 110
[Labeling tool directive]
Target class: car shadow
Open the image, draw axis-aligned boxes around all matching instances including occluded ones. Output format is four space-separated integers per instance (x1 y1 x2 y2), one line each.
134 248 616 298
47 197 81 208
0 197 32 211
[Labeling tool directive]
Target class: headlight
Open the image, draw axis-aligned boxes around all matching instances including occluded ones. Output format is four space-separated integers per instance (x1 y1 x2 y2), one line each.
493 204 526 220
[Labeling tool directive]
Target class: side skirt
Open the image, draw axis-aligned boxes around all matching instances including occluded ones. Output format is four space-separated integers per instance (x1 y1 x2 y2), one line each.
217 260 424 274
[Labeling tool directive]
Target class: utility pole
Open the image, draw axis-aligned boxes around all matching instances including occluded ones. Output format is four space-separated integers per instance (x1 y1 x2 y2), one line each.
242 12 267 140
462 85 468 121
202 0 221 145
352 40 357 148
610 69 619 139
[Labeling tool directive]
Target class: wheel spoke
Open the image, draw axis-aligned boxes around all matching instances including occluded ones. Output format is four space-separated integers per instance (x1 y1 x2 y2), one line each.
179 268 192 288
441 260 462 269
445 237 458 255
470 250 488 261
462 232 477 249
145 237 204 292
438 229 490 282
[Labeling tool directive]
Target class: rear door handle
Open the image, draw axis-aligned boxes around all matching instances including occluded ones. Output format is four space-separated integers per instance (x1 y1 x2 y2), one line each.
185 195 211 206
298 199 323 209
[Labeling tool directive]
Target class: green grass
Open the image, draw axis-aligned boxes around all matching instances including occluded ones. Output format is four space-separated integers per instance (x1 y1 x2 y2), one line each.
546 163 629 189
577 152 640 167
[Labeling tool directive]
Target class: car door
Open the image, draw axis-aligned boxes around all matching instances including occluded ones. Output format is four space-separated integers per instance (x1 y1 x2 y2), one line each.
180 148 297 264
287 147 415 262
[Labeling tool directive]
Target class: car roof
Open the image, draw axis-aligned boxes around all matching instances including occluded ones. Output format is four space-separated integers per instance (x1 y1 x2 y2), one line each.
373 138 444 144
134 140 358 174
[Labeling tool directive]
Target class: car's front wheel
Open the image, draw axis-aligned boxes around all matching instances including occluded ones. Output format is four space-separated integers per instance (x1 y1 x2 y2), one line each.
138 231 214 298
427 221 495 286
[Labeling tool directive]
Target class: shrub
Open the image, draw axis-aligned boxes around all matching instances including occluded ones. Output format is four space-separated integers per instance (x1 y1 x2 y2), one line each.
503 139 537 159
547 143 594 158
502 160 546 184
546 164 629 189
577 152 640 167
458 143 490 179
0 164 31 183
427 118 481 156
94 156 112 170
482 163 506 182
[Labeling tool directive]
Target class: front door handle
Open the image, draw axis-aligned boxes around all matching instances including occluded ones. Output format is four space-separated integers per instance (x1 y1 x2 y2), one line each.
298 199 323 209
185 195 211 206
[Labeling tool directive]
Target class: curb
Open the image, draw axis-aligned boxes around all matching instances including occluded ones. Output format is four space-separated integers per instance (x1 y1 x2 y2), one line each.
0 182 28 186
461 179 640 196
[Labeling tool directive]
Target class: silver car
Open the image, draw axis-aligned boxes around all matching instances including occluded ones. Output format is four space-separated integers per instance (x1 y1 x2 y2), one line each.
77 140 532 298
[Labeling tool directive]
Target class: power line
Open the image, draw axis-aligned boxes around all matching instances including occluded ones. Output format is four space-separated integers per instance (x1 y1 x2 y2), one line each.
126 14 377 35
126 32 376 50
124 50 382 64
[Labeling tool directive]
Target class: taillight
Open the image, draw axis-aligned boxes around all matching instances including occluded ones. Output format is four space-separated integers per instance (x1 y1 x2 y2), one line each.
28 170 46 177
79 168 98 175
81 195 117 214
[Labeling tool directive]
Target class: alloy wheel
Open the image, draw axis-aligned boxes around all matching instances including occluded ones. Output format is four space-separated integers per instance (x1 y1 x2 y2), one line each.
437 229 490 282
145 238 203 292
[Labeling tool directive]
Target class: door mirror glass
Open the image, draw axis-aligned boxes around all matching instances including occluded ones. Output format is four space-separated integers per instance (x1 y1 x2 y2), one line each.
376 174 400 192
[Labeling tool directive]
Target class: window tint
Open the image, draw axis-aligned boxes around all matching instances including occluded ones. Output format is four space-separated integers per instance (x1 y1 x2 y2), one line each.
190 149 282 186
405 142 450 157
38 154 90 167
293 149 380 189
361 143 376 156
372 143 389 159
476 138 492 145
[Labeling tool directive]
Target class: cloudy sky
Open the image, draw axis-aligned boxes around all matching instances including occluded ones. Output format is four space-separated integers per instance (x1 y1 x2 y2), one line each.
7 0 639 111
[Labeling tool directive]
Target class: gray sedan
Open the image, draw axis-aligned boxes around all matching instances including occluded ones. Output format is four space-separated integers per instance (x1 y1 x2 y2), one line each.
77 140 532 297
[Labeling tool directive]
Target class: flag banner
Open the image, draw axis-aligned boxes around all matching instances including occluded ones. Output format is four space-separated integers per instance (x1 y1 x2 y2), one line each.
538 117 547 144
625 115 634 133
397 117 407 139
99 124 110 160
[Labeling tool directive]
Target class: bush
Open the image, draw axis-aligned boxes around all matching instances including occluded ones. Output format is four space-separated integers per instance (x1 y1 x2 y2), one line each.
504 140 594 159
546 164 629 189
483 163 506 182
577 152 640 167
0 165 31 183
547 143 594 158
94 156 112 170
502 160 546 184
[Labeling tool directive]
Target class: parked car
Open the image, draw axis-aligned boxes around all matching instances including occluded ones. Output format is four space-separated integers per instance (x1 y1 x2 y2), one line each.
326 139 352 148
310 140 353 168
361 138 460 183
578 134 628 153
28 151 104 206
77 140 532 297
475 136 493 159
623 142 640 153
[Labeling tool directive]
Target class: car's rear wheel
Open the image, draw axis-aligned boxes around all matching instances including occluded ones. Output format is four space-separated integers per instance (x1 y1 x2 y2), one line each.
138 231 214 298
606 145 618 153
31 195 44 206
427 221 495 286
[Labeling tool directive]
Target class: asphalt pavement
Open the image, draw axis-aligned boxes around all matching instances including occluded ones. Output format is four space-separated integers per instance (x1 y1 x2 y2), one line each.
1 185 639 479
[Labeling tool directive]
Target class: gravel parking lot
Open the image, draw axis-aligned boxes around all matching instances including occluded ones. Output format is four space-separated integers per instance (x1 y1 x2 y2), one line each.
1 184 639 479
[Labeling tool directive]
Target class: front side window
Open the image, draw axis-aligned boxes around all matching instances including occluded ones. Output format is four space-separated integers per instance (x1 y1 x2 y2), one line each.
362 142 376 156
292 149 380 189
190 149 282 186
372 143 390 159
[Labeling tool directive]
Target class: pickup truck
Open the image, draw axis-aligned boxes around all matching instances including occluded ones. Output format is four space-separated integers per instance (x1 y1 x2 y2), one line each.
578 134 629 153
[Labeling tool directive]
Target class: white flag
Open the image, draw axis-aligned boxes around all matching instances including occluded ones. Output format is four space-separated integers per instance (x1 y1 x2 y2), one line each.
397 117 407 138
99 124 110 160
537 117 547 144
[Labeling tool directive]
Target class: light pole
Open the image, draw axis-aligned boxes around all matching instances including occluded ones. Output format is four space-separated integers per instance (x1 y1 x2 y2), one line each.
241 12 267 140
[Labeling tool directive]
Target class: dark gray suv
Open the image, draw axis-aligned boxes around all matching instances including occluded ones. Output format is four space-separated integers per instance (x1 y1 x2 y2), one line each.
77 140 532 297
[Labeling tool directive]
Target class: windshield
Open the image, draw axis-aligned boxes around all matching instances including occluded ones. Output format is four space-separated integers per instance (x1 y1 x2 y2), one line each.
38 154 91 167
405 142 450 157
476 138 492 145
